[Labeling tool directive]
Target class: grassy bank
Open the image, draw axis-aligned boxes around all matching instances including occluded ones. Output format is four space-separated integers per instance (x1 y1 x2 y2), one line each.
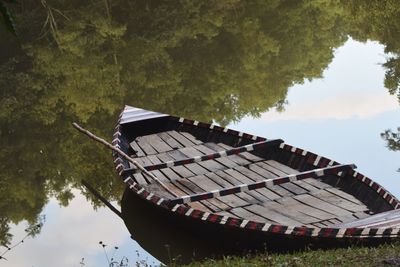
181 242 400 267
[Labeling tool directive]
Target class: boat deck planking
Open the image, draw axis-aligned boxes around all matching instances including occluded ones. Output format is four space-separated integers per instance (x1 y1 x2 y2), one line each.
127 130 379 227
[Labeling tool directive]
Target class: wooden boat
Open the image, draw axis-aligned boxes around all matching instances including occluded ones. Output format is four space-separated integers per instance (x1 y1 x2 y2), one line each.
114 105 400 251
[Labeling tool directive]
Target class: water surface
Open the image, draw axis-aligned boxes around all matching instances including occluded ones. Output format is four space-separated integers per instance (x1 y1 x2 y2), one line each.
1 1 399 266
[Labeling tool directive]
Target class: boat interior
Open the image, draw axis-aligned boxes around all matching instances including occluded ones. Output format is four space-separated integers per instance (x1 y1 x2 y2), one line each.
118 112 399 229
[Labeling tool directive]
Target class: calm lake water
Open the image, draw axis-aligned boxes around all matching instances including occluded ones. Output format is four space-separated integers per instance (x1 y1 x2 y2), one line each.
1 1 399 266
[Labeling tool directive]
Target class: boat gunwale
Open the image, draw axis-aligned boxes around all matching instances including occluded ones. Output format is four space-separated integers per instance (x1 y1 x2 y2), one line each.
113 106 400 240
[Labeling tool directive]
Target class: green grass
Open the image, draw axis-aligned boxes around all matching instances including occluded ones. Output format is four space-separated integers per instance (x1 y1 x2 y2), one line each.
180 242 400 267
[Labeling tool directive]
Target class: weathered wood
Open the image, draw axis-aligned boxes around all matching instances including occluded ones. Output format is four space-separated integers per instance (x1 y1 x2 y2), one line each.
236 165 294 197
311 190 368 213
205 172 260 205
325 187 365 205
280 183 308 195
141 134 172 153
158 132 183 149
188 175 249 208
276 197 335 221
172 178 225 212
129 141 146 157
204 143 252 165
167 130 197 147
133 173 148 185
292 180 320 192
180 132 203 145
217 143 263 162
262 201 320 224
184 163 209 176
228 207 269 223
224 168 280 200
294 194 353 217
302 178 331 189
264 160 300 175
245 204 303 226
171 165 195 178
136 136 158 155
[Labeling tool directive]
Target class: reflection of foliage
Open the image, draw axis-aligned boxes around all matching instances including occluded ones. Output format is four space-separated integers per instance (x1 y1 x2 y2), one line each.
381 128 400 151
0 0 17 36
1 0 400 246
344 0 400 102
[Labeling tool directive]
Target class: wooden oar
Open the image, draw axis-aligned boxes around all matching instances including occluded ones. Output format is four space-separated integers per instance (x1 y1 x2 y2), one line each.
72 122 178 197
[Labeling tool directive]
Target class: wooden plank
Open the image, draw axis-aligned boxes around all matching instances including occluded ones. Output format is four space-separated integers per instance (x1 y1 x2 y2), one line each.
193 144 215 154
217 143 263 162
234 165 294 197
178 146 203 157
136 137 158 155
149 169 170 183
158 132 183 149
311 190 368 213
133 173 148 185
324 187 365 205
167 149 189 161
292 180 320 192
141 134 172 153
199 160 227 173
248 163 276 179
180 132 203 145
161 181 215 213
167 130 196 147
172 178 224 212
214 170 270 203
264 160 300 175
156 152 175 163
188 175 248 208
176 178 230 211
223 168 280 200
147 155 162 164
276 197 335 221
203 142 251 166
171 165 195 178
302 178 331 189
262 201 321 224
205 173 260 205
227 207 270 222
184 163 209 176
280 183 308 195
245 204 303 226
294 194 353 217
144 183 175 199
159 167 180 182
257 162 287 177
129 140 146 157
200 143 247 168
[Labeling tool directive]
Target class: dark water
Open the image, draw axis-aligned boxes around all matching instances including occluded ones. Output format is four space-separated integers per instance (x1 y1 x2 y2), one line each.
1 1 399 266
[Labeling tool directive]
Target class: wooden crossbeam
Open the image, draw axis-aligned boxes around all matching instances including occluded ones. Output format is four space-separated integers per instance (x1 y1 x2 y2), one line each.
169 164 356 205
123 139 283 175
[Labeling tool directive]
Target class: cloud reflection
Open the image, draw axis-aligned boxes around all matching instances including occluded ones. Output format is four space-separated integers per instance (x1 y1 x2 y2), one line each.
3 190 158 267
